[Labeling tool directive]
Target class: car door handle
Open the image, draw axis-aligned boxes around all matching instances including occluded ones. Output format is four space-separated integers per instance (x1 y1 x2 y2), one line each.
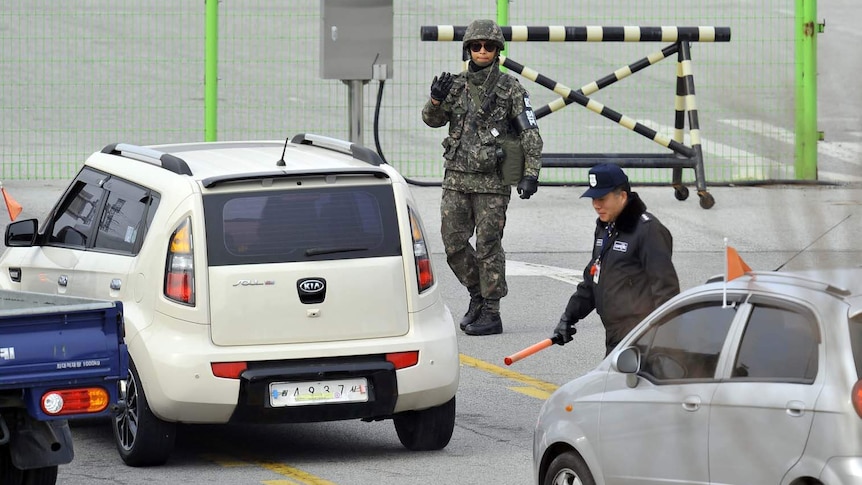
786 400 806 417
58 274 69 287
682 396 702 412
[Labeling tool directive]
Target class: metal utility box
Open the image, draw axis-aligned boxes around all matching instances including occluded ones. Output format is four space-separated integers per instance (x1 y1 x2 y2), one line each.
320 0 393 80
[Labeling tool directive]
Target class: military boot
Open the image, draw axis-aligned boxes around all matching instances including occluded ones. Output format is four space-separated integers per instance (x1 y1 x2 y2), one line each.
458 290 484 331
464 305 502 336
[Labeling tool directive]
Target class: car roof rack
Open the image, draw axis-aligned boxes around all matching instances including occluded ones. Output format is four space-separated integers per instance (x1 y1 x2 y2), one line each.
101 143 193 175
290 133 385 167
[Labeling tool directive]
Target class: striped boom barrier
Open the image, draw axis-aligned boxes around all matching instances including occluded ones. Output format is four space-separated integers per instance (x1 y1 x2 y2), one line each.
501 54 694 159
420 25 732 43
420 25 729 209
531 43 680 119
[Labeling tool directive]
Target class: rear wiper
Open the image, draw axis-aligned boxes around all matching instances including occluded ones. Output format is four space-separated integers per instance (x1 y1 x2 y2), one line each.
305 246 368 256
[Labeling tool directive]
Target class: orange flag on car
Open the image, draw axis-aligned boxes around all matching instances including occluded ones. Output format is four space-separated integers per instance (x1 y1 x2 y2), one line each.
726 245 751 281
1 187 22 221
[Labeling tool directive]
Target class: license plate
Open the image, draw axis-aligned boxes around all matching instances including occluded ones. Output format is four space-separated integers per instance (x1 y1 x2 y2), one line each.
269 378 369 407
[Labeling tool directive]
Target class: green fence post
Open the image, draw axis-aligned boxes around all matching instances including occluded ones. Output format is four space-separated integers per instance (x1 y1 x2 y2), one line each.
204 0 218 142
795 0 818 180
497 0 509 72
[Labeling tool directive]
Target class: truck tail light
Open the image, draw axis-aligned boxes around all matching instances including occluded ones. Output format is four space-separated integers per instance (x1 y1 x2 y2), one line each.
853 381 862 418
409 208 434 293
41 388 110 415
165 218 195 305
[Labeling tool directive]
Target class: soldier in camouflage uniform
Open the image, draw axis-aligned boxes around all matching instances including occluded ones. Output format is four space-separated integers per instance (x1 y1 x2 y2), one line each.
422 19 543 336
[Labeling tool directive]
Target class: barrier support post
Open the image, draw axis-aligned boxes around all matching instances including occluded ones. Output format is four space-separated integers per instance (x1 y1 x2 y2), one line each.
795 0 819 180
204 0 218 142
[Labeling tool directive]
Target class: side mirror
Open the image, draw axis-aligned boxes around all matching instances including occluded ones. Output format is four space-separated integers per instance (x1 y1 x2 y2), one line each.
615 346 640 374
614 347 641 388
5 218 39 247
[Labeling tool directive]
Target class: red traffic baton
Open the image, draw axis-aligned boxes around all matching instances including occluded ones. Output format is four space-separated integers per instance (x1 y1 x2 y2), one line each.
504 335 562 365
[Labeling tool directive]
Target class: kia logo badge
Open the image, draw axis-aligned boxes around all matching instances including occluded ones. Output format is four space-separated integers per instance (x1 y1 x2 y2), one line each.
297 278 326 304
299 279 325 293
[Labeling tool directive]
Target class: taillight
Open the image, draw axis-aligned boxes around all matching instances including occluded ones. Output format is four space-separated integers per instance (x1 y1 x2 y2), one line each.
409 208 434 293
211 362 248 379
165 218 195 305
41 388 110 416
853 380 862 418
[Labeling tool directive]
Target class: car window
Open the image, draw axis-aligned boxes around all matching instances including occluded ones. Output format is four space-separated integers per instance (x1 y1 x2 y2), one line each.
93 178 160 255
731 303 819 382
634 301 735 382
49 170 107 247
203 184 401 265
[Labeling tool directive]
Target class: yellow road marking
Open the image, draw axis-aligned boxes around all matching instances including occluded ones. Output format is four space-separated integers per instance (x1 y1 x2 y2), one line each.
459 354 559 395
508 386 553 400
257 461 336 485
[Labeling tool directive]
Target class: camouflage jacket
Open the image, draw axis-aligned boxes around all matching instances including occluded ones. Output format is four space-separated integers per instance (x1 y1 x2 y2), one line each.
422 60 543 194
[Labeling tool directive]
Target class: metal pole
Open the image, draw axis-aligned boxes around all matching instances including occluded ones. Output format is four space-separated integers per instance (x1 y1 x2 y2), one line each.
497 0 509 71
346 80 365 145
204 0 218 142
795 0 818 180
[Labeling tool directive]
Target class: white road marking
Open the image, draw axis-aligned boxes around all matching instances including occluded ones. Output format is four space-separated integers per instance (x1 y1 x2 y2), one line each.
642 119 862 182
507 260 582 285
719 118 862 165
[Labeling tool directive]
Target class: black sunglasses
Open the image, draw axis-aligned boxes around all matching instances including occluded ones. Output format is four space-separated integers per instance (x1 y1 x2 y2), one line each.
468 41 498 53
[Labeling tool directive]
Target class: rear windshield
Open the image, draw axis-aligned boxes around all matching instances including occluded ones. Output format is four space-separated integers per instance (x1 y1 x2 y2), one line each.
850 314 862 379
203 185 401 265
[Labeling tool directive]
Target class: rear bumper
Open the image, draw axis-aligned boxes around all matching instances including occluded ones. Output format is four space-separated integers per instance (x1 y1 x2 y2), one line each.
128 300 459 423
231 356 398 423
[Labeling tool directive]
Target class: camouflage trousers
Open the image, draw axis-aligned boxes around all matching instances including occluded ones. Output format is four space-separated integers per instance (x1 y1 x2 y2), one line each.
440 189 510 301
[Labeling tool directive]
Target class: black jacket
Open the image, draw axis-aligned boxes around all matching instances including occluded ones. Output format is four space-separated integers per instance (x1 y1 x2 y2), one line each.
563 192 680 349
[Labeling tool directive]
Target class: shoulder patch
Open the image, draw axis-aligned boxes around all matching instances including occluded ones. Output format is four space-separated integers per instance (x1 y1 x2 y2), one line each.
640 213 652 222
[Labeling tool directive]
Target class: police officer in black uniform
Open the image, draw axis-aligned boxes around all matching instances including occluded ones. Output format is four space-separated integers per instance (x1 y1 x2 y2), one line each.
553 163 680 355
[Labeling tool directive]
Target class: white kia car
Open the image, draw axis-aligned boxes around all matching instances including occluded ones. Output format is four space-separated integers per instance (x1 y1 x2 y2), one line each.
0 134 460 466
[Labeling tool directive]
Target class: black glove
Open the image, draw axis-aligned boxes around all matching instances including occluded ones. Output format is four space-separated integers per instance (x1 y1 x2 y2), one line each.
553 316 577 345
430 72 454 102
516 175 539 199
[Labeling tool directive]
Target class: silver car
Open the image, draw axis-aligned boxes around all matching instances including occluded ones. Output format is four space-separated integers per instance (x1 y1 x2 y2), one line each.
533 267 862 485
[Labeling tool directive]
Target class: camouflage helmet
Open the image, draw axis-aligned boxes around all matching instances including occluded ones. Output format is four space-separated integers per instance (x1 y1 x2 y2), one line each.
462 19 505 51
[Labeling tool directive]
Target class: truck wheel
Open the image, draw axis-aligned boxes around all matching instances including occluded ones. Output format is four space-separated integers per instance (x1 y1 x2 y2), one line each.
112 361 176 466
22 466 58 485
393 396 455 451
0 445 56 485
0 444 24 485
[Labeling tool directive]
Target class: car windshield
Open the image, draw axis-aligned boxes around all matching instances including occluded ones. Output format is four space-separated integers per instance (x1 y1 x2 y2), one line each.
203 184 401 265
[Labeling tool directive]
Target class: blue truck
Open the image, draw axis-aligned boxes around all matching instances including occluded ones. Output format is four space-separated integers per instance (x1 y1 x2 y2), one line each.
0 289 127 485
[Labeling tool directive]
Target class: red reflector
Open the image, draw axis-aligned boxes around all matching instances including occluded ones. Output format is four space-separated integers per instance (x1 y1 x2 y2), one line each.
853 381 862 418
386 351 419 370
211 362 248 379
41 388 110 415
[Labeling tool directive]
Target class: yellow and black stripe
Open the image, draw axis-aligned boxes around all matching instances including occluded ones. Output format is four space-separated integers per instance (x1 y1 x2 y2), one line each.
420 25 731 43
532 43 680 118
501 54 694 158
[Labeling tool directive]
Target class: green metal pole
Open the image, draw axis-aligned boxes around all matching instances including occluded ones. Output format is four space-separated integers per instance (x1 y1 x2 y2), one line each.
795 0 818 180
497 0 509 72
204 0 218 141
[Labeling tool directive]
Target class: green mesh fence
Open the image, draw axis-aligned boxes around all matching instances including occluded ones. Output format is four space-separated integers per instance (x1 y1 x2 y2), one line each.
1 1 795 184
